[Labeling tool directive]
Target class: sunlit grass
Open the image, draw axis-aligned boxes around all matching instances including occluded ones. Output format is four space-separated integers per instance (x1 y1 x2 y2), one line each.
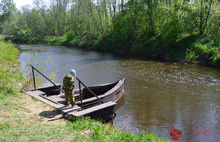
0 40 25 97
0 116 171 142
0 124 77 142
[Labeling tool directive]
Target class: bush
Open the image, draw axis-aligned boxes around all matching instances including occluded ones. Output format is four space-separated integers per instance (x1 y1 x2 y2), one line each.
66 31 75 41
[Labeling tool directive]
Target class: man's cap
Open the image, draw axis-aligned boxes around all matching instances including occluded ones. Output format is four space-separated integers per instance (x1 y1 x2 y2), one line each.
70 69 76 76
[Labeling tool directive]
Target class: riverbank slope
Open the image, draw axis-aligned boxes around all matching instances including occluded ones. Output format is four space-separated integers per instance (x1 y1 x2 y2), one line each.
0 38 171 141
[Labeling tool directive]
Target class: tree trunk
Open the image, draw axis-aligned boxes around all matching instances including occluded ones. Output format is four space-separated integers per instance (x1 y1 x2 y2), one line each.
109 3 112 21
103 0 108 38
132 0 137 41
146 0 156 37
200 1 203 35
202 0 212 34
97 0 105 39
87 0 101 36
121 0 124 11
113 0 116 21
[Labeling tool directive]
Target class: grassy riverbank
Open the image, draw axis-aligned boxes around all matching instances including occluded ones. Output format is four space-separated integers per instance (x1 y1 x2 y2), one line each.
0 38 171 141
7 34 220 68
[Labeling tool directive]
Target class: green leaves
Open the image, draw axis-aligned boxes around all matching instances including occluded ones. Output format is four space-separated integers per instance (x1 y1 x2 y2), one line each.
22 47 59 89
0 0 17 33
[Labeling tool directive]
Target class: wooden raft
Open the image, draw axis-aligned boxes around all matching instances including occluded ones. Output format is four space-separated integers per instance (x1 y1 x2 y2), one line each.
25 90 116 117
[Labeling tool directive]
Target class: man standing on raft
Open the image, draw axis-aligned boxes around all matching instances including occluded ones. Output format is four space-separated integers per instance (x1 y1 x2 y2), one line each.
62 69 76 108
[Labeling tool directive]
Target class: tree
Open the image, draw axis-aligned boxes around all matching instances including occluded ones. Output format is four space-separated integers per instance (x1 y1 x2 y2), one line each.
0 0 16 33
199 0 213 35
0 0 16 15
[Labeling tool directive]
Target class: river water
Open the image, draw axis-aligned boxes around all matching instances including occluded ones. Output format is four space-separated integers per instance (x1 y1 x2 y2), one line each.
17 44 220 142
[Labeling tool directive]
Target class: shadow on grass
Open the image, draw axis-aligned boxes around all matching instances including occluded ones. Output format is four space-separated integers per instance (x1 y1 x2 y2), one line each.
39 108 62 119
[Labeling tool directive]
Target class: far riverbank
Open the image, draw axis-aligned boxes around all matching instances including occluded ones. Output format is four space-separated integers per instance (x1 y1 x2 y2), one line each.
5 34 220 68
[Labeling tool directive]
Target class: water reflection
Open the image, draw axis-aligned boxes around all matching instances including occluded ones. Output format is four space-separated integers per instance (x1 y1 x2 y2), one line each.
17 44 220 142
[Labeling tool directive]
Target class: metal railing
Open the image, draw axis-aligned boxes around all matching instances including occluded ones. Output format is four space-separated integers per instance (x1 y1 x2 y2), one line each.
30 64 64 93
76 77 104 110
30 64 103 109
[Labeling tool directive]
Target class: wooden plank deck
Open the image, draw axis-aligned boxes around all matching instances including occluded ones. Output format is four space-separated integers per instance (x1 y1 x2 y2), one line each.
71 101 116 116
25 90 81 115
25 90 116 118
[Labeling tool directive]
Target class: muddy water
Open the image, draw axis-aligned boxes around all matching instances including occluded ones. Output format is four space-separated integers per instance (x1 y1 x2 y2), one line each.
17 44 220 142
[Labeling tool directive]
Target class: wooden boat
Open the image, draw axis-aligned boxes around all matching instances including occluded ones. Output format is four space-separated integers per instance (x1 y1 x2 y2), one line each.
24 77 125 121
59 78 125 107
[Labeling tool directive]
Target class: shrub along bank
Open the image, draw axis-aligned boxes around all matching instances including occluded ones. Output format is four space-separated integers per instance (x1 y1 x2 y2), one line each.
0 37 24 97
0 38 171 141
7 34 220 68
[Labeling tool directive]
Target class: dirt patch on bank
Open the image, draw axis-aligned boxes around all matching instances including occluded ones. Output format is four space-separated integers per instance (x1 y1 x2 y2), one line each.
20 93 67 125
0 93 67 127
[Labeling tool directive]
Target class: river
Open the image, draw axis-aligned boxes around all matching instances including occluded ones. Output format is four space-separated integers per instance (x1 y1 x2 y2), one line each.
17 44 220 142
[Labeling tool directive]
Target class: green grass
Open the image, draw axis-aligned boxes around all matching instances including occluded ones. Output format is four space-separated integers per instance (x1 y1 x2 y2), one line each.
0 117 171 142
10 35 84 47
66 117 171 142
0 124 77 142
0 38 25 97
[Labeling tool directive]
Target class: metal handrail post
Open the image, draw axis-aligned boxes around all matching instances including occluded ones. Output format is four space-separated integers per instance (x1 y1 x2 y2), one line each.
78 82 84 110
30 64 64 93
32 66 36 90
76 77 103 104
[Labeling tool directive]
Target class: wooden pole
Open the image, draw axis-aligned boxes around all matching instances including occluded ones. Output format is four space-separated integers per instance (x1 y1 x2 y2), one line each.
111 112 117 122
76 77 104 104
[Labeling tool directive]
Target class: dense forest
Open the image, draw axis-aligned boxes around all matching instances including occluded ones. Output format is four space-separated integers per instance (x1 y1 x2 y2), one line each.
1 0 220 66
